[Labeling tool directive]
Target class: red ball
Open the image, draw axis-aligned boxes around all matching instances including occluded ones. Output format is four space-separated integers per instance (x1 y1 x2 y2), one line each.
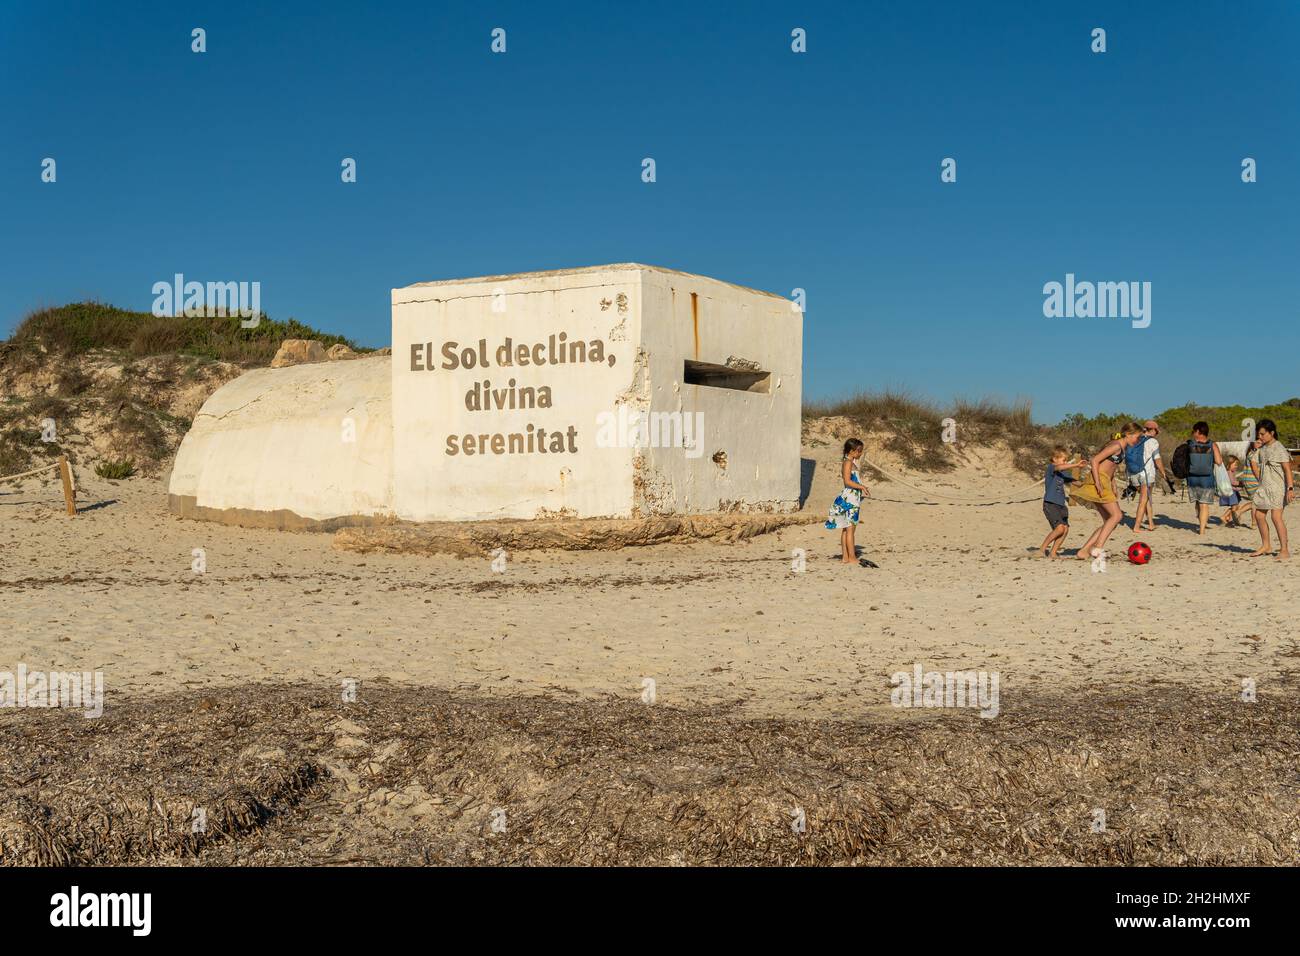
1127 542 1152 565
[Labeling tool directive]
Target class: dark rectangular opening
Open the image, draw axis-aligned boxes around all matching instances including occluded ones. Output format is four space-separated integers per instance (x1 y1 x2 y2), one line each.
683 359 770 394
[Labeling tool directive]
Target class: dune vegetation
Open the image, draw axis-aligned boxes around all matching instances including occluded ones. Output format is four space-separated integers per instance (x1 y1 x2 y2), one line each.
0 302 371 477
805 390 1300 476
7 301 367 365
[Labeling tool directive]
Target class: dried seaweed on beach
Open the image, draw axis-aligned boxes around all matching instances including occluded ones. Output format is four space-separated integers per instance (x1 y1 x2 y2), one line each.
1 680 1296 866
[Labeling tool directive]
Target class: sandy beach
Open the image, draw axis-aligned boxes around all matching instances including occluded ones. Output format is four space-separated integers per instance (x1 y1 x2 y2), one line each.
4 430 1295 720
4 429 1298 866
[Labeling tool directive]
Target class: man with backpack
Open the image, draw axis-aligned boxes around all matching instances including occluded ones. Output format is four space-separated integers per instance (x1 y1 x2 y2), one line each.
1125 420 1170 533
1170 421 1224 535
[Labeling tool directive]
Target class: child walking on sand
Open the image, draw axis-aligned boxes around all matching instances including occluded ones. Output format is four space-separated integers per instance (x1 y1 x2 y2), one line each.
826 438 871 566
1218 455 1250 527
1234 439 1263 529
1040 446 1087 558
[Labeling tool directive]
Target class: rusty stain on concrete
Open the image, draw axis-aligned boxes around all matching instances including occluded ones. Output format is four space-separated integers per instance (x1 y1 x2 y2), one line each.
690 292 699 360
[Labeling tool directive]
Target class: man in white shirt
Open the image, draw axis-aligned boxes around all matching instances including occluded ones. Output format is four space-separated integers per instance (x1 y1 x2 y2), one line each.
1132 420 1169 533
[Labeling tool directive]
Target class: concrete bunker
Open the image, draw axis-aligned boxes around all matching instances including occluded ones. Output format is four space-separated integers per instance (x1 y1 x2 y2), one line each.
168 264 803 528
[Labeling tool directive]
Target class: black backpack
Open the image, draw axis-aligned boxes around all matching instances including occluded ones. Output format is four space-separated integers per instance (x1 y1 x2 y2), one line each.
1170 442 1191 479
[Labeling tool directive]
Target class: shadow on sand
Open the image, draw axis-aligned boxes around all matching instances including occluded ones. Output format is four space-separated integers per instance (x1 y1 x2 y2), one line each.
798 457 816 507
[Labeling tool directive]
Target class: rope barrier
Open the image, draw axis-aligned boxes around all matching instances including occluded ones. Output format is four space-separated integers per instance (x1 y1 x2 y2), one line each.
0 460 62 484
854 456 1188 508
866 494 1044 507
854 455 1047 506
0 457 77 516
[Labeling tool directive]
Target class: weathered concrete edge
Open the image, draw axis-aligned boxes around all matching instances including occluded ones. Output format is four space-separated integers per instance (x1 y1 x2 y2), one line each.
169 494 816 543
332 512 820 557
168 494 391 533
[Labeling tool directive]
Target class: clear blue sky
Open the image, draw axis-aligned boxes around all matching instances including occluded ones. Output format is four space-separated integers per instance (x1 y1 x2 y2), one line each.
1 0 1296 422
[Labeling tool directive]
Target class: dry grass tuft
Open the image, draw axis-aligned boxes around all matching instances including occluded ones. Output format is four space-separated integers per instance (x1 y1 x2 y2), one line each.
804 390 1057 475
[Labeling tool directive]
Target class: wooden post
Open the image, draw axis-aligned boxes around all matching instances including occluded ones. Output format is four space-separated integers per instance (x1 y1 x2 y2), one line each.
59 456 76 516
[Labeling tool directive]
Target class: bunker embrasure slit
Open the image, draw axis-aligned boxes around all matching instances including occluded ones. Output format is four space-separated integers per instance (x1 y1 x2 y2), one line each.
683 360 770 394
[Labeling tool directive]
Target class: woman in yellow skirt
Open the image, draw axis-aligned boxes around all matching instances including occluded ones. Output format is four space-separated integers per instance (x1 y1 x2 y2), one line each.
1070 422 1144 561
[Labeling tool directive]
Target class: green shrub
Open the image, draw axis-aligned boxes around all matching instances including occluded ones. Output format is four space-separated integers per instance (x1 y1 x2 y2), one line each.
1144 402 1300 448
94 458 136 480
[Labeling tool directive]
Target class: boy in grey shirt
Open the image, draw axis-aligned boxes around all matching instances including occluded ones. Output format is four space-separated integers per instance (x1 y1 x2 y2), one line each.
1041 447 1086 558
